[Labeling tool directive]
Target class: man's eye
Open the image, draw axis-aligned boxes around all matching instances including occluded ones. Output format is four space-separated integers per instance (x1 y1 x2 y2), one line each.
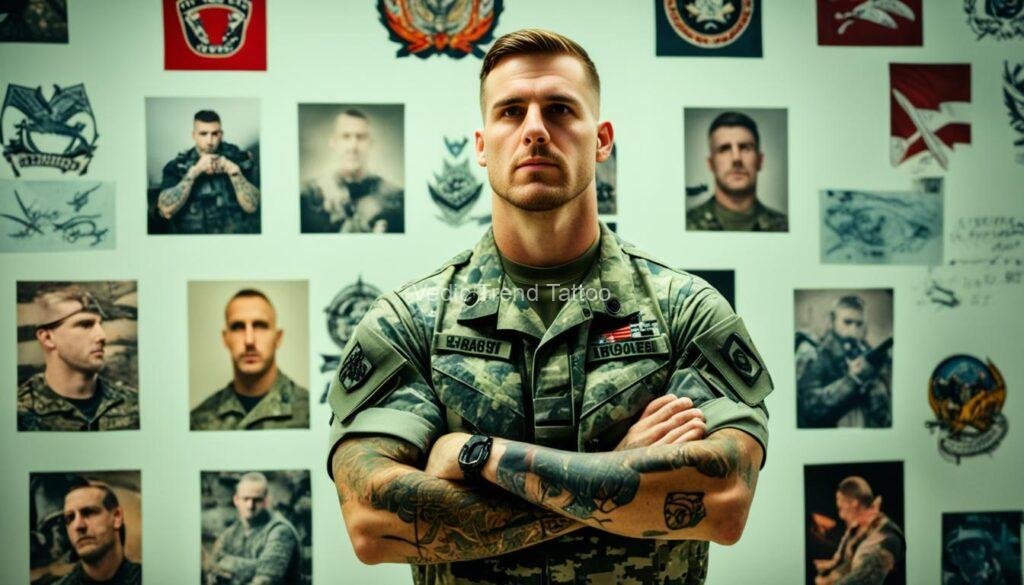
502 106 523 117
229 323 245 331
548 104 571 115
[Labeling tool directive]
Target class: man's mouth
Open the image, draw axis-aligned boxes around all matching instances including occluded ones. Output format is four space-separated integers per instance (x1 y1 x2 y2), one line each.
516 157 558 171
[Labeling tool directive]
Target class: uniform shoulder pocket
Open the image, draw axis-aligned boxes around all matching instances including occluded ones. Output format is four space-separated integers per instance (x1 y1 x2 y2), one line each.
327 325 407 424
692 314 773 407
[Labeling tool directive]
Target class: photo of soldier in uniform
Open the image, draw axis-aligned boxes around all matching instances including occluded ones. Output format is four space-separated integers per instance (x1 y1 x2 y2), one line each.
17 281 139 432
795 288 893 428
188 281 309 431
298 103 404 233
29 471 142 585
805 461 906 585
0 0 68 43
942 511 1023 585
146 97 260 235
684 108 788 232
201 470 311 585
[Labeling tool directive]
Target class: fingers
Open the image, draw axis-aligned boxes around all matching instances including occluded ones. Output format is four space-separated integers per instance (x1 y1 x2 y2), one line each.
648 407 704 441
639 394 676 418
636 396 695 431
657 416 707 445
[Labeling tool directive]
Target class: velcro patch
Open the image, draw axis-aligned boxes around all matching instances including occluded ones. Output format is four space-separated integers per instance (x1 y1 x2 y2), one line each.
693 315 773 407
588 334 669 364
434 333 511 360
338 342 374 393
719 333 762 386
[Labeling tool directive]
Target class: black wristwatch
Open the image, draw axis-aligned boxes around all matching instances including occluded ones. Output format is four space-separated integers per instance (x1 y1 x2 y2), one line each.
458 434 493 483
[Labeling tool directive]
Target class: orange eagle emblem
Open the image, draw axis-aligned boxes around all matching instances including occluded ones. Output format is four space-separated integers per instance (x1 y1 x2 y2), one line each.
378 0 503 58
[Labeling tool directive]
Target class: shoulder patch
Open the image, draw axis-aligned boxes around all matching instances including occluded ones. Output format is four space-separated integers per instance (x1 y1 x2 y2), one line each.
693 315 773 407
327 326 407 423
338 342 374 392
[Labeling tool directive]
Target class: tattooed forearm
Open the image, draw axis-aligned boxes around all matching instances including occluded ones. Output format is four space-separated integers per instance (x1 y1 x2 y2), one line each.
834 549 895 585
333 437 580 564
157 174 196 218
230 174 260 213
664 492 706 530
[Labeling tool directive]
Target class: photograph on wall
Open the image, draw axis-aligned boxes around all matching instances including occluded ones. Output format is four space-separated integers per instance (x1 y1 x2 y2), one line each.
942 511 1023 585
794 288 893 429
163 0 267 70
820 177 943 265
597 143 617 215
201 470 311 584
816 0 922 46
0 180 115 253
0 0 68 43
298 103 404 234
145 97 261 235
188 280 310 430
890 63 971 171
17 281 139 432
926 354 1008 464
1 83 98 177
655 0 762 57
965 0 1024 40
378 0 504 59
1004 60 1024 165
429 133 487 227
684 107 788 232
684 269 736 309
317 276 382 404
29 470 142 584
804 461 906 585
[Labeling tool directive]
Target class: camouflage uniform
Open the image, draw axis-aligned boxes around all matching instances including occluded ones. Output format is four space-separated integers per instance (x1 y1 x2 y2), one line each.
54 558 142 585
159 141 260 234
17 372 139 432
816 513 905 584
299 174 404 233
207 509 302 585
686 197 788 232
326 223 773 584
190 371 309 431
795 331 891 428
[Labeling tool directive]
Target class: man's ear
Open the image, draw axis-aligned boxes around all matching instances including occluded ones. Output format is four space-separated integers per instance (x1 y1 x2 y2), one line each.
36 328 55 350
112 506 124 530
595 121 614 163
274 329 283 349
474 130 487 167
756 151 764 171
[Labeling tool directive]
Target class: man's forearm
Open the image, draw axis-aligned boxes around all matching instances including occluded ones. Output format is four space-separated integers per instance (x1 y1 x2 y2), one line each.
157 174 196 218
230 173 260 213
799 375 864 426
482 429 760 543
334 437 582 565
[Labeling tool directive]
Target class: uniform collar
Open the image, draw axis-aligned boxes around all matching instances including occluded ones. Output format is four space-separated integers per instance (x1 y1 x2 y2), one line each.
30 375 122 417
216 370 294 419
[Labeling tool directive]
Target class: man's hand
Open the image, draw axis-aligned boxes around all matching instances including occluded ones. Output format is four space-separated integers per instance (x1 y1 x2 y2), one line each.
217 157 241 176
615 395 705 450
424 431 472 482
846 355 878 385
191 153 220 176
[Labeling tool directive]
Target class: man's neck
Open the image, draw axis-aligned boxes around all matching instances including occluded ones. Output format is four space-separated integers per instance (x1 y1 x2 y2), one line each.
81 546 124 582
713 188 757 213
336 168 366 183
491 186 599 267
233 365 278 398
43 360 98 400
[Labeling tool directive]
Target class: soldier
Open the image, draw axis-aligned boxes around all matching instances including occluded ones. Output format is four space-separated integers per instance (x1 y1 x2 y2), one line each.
796 295 892 428
57 480 142 585
191 289 309 430
156 109 260 234
686 111 788 232
300 108 404 233
813 477 905 585
328 29 772 584
205 472 302 585
18 287 139 432
943 523 1008 585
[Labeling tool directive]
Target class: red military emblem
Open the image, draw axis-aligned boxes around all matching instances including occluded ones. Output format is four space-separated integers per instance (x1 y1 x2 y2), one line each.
378 0 504 59
163 0 267 70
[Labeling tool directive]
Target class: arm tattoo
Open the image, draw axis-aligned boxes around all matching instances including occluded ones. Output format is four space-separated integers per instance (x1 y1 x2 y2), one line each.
157 174 196 218
664 492 706 530
834 548 895 585
334 437 577 564
230 174 260 213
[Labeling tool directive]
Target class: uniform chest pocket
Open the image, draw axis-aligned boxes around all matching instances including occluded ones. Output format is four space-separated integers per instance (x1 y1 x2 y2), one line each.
431 352 525 440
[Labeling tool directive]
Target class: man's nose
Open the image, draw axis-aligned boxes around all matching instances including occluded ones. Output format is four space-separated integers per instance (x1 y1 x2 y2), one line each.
244 325 256 345
729 145 742 161
521 104 549 146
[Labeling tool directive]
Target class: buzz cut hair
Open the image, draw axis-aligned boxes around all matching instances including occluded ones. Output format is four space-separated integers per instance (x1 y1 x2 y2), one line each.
479 29 600 108
237 471 269 493
194 110 221 124
708 111 761 151
837 476 874 507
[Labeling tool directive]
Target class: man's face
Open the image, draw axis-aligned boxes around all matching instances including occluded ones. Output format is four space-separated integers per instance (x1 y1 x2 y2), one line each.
835 492 862 526
832 307 866 341
707 126 762 198
329 114 372 177
222 296 281 377
38 309 106 373
64 487 121 562
476 53 612 212
950 539 990 575
233 479 268 523
192 120 223 154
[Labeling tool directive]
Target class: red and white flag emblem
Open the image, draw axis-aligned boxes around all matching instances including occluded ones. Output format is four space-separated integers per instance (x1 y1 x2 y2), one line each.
890 64 971 170
817 0 922 46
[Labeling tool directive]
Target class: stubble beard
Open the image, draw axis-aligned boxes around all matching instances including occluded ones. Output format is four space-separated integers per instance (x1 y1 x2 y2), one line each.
78 537 115 564
492 160 591 212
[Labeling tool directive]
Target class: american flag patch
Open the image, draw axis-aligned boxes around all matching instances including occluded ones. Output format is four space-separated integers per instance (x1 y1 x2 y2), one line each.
596 320 660 344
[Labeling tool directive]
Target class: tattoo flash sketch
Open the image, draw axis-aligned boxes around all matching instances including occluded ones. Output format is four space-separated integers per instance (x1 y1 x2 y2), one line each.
964 0 1024 40
927 354 1009 464
0 180 114 252
429 135 486 227
820 178 943 265
1004 61 1024 164
1 83 98 177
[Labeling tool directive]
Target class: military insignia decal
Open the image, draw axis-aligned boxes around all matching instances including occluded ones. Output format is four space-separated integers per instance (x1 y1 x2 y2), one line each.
927 355 1008 464
890 64 971 171
163 0 266 70
429 135 486 226
378 0 504 59
816 0 922 46
339 342 374 393
664 491 706 530
964 0 1024 40
1 84 98 177
656 0 763 57
1004 61 1024 165
595 319 661 344
319 276 382 403
719 332 762 385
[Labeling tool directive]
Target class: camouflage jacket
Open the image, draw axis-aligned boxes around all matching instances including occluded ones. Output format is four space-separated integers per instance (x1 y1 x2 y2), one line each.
326 223 773 584
159 141 260 234
299 173 404 233
207 510 301 585
17 372 139 432
54 558 142 585
686 197 788 232
795 332 891 428
191 371 309 431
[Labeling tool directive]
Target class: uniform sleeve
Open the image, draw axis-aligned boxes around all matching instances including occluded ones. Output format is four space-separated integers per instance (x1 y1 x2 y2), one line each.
253 525 298 581
325 293 444 479
664 281 773 466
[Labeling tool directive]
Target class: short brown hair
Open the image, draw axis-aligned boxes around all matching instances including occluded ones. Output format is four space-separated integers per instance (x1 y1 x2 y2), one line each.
837 476 874 507
479 29 600 106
